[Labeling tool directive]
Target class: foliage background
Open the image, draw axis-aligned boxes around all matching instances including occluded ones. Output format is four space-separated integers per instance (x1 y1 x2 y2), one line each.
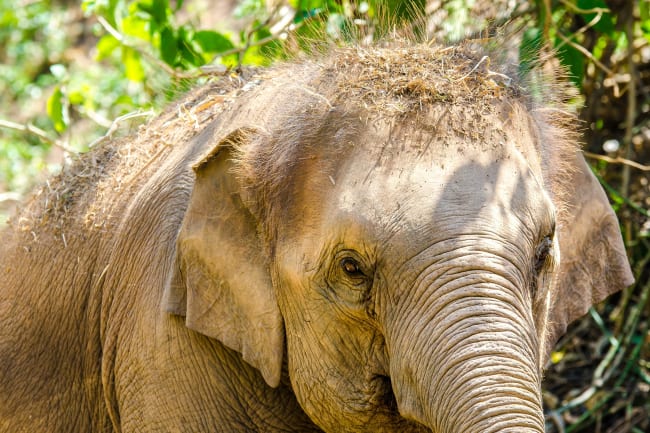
0 0 648 431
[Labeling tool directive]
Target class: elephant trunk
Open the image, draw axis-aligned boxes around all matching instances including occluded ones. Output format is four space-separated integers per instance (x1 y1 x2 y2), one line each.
388 278 545 433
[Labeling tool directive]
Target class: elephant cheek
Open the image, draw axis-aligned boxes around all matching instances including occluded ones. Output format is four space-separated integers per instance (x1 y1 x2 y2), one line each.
388 298 545 433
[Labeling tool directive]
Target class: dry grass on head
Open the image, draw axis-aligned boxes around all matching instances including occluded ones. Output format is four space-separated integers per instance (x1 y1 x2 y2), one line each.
327 41 521 114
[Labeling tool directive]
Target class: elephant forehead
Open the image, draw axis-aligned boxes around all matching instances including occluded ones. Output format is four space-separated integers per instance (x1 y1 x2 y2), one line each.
330 144 553 245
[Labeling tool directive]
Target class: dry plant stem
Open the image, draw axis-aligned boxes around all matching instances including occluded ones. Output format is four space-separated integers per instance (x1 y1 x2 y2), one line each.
0 192 21 204
207 7 296 70
463 4 535 41
88 109 155 148
552 9 614 82
611 283 632 335
583 152 650 172
595 173 649 217
455 56 488 81
545 411 566 433
213 34 278 62
0 119 75 153
556 252 650 412
236 5 284 69
580 37 617 145
602 256 650 382
621 4 637 254
556 31 615 77
558 0 609 15
542 0 552 41
554 7 617 79
84 108 113 128
621 4 637 201
552 262 650 433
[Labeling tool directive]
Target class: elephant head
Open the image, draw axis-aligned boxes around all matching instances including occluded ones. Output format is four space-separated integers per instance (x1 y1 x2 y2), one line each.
163 45 633 433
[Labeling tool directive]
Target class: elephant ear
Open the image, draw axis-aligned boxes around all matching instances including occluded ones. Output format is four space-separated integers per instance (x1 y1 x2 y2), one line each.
546 151 634 356
163 128 284 388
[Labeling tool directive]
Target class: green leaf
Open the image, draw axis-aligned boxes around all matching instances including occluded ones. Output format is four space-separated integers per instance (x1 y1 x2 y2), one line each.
239 45 270 66
96 34 120 60
114 94 135 106
179 42 202 66
160 26 178 65
67 84 90 105
154 0 170 22
81 0 97 14
177 26 203 66
82 0 114 16
193 30 234 54
640 1 650 43
122 47 145 82
84 0 120 26
122 14 150 41
136 0 169 26
47 86 68 133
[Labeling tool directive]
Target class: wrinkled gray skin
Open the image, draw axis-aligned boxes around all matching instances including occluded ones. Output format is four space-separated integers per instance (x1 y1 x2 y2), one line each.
0 44 633 433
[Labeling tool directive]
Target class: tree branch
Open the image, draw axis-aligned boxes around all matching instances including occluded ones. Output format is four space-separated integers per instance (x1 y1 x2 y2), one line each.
558 0 609 15
556 31 615 77
583 152 650 172
0 119 75 153
621 3 637 199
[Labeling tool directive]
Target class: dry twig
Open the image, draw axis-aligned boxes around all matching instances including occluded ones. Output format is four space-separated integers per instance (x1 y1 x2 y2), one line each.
583 152 650 172
88 109 155 148
558 0 609 15
0 119 75 153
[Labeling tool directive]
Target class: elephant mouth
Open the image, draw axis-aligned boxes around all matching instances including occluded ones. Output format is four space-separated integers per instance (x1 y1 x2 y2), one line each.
371 375 399 413
370 375 431 432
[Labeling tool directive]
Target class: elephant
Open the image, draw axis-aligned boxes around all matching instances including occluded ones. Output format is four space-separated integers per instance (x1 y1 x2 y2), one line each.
0 42 633 433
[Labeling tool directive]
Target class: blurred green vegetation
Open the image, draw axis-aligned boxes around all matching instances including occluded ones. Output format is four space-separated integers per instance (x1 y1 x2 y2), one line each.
0 0 426 205
0 0 649 431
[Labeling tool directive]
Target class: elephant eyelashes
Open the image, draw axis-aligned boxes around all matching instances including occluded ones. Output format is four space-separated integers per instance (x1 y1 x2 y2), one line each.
534 236 553 274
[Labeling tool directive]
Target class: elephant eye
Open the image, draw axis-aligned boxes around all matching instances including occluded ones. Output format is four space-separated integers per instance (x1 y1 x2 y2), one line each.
329 250 373 294
534 235 553 273
340 257 365 278
328 252 374 305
